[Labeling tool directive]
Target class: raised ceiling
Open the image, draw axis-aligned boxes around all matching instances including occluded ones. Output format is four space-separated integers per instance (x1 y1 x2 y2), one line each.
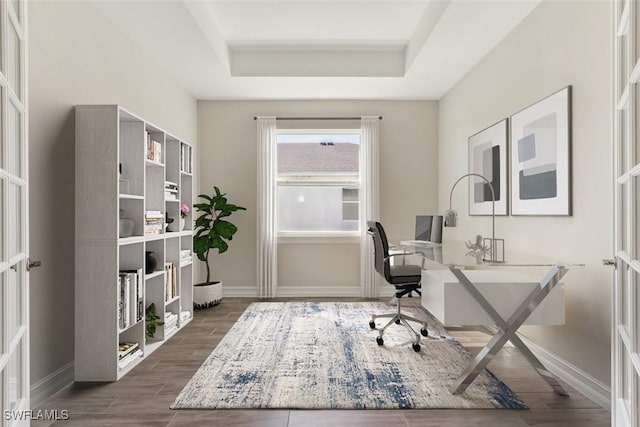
94 0 540 100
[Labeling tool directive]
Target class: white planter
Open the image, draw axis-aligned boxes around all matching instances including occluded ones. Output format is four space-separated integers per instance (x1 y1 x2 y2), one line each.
194 281 223 309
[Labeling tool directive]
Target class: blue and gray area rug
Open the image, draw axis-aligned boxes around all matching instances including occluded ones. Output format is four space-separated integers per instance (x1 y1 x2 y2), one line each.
171 302 526 410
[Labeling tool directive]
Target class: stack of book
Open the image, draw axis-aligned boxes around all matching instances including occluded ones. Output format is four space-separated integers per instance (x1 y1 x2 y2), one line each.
146 132 162 163
144 211 164 235
180 143 192 173
118 269 143 331
180 310 191 323
165 312 178 334
180 249 192 265
164 181 178 201
165 262 177 301
118 342 143 371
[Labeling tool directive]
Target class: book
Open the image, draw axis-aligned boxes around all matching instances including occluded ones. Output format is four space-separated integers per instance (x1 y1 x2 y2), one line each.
118 342 139 360
118 349 143 371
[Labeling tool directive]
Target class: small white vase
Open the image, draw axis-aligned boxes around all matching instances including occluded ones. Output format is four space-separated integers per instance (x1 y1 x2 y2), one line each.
180 217 186 231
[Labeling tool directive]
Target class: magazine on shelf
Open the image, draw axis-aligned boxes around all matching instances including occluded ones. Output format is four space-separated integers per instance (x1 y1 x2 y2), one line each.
118 269 143 330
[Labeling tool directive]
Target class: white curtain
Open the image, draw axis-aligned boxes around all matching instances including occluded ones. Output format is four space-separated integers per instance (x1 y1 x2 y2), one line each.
256 117 278 298
360 117 380 298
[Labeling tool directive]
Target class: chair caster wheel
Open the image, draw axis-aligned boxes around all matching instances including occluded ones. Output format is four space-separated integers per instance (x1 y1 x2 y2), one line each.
376 337 384 346
395 319 401 325
369 321 376 329
412 343 421 352
420 328 429 337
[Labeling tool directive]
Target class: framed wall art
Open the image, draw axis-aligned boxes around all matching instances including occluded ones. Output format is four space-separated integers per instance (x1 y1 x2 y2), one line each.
510 86 572 216
468 118 508 216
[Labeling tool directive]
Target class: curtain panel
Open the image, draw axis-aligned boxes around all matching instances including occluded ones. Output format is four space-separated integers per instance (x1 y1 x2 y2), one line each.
256 117 278 298
359 117 380 298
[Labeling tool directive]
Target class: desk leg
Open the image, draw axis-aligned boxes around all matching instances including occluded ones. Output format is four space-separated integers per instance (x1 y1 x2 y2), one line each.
448 266 568 396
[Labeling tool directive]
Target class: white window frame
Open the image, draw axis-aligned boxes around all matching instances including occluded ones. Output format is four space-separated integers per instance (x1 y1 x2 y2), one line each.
276 128 362 243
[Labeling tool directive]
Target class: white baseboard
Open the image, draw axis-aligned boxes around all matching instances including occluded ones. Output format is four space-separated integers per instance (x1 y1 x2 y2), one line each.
30 361 74 408
518 334 611 410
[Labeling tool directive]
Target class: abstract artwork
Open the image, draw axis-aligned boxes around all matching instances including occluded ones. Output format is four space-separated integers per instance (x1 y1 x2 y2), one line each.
468 119 508 216
510 86 571 215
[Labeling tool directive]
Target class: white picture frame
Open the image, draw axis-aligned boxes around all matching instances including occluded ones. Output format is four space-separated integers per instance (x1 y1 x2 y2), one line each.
468 119 509 216
510 86 572 216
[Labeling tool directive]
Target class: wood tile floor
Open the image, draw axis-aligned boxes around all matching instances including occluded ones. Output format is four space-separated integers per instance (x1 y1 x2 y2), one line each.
34 298 611 426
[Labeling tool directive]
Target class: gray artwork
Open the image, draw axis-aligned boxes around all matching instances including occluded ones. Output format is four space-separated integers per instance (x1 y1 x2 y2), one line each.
468 119 508 216
517 112 558 200
510 86 571 216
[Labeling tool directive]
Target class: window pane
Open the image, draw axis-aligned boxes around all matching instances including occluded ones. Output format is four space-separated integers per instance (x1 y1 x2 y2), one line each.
279 186 359 232
277 133 359 175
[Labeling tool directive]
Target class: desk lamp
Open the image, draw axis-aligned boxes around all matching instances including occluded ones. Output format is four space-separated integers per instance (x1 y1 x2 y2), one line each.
443 173 503 262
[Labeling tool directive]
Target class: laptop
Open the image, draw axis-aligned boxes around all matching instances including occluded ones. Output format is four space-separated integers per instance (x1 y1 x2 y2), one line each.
407 215 443 246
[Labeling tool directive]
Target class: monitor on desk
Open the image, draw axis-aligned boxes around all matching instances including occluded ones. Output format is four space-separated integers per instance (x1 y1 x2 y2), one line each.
415 215 443 244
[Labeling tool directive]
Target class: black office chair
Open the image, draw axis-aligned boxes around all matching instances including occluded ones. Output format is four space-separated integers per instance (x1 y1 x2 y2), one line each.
367 221 429 352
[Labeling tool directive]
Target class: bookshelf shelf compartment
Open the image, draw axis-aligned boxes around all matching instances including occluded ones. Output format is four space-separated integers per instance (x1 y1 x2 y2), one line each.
165 296 180 306
145 270 165 281
75 105 194 382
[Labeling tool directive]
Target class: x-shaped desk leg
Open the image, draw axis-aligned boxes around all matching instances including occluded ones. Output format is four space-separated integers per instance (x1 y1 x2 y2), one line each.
448 266 569 396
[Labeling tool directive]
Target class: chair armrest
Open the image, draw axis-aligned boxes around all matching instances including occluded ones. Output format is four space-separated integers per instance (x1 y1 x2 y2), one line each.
386 252 427 268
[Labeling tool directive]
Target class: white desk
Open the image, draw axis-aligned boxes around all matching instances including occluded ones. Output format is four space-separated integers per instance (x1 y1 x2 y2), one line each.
400 239 580 396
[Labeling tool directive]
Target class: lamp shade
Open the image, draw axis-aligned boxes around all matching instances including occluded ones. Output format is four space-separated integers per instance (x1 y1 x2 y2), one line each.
444 209 457 227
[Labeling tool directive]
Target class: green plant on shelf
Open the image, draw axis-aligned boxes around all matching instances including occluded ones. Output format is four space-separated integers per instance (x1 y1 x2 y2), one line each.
145 303 164 338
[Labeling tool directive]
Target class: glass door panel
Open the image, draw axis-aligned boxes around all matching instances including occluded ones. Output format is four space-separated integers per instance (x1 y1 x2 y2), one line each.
7 98 20 179
9 0 20 26
7 341 22 410
6 19 20 102
7 262 21 342
7 182 21 259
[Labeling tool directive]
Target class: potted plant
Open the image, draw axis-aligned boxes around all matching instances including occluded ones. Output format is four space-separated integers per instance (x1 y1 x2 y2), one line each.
193 186 246 309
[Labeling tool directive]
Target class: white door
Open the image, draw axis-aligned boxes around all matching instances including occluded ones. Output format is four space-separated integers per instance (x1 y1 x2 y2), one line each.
0 0 29 425
614 1 640 426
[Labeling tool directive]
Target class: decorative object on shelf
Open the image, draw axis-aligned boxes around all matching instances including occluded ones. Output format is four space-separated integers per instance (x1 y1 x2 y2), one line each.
468 119 508 216
165 212 175 233
193 186 246 309
180 203 190 231
145 251 158 274
194 281 223 309
444 173 504 263
145 303 164 339
510 86 572 216
119 209 134 238
118 163 130 194
465 235 490 262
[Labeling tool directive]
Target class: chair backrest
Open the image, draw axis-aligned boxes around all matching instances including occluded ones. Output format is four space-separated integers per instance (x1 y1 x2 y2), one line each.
367 221 391 281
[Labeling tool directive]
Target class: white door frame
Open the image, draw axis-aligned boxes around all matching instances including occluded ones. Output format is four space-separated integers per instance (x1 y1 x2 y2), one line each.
0 0 29 425
613 0 640 426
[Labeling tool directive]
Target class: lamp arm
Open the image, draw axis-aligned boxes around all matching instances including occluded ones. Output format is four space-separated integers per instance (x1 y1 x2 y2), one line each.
448 173 496 261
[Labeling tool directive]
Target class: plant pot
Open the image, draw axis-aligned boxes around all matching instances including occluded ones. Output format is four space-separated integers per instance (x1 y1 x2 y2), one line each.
194 281 223 309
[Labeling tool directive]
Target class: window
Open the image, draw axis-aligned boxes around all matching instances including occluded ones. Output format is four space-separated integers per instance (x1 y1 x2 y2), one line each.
277 131 360 235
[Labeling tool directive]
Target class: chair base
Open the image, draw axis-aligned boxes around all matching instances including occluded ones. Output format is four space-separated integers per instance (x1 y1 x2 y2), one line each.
370 298 429 349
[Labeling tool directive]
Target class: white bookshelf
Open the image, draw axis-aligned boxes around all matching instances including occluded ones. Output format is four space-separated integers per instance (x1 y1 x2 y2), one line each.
75 105 194 381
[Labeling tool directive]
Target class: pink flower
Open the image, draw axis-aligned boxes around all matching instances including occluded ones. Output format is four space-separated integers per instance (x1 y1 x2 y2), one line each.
180 203 190 218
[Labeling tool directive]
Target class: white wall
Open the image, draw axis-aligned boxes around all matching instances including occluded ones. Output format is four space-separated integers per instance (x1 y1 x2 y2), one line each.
438 0 611 384
29 1 197 388
197 101 438 295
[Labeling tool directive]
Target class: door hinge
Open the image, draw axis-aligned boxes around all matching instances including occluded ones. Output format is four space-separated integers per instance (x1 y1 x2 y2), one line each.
602 258 617 268
27 258 42 271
